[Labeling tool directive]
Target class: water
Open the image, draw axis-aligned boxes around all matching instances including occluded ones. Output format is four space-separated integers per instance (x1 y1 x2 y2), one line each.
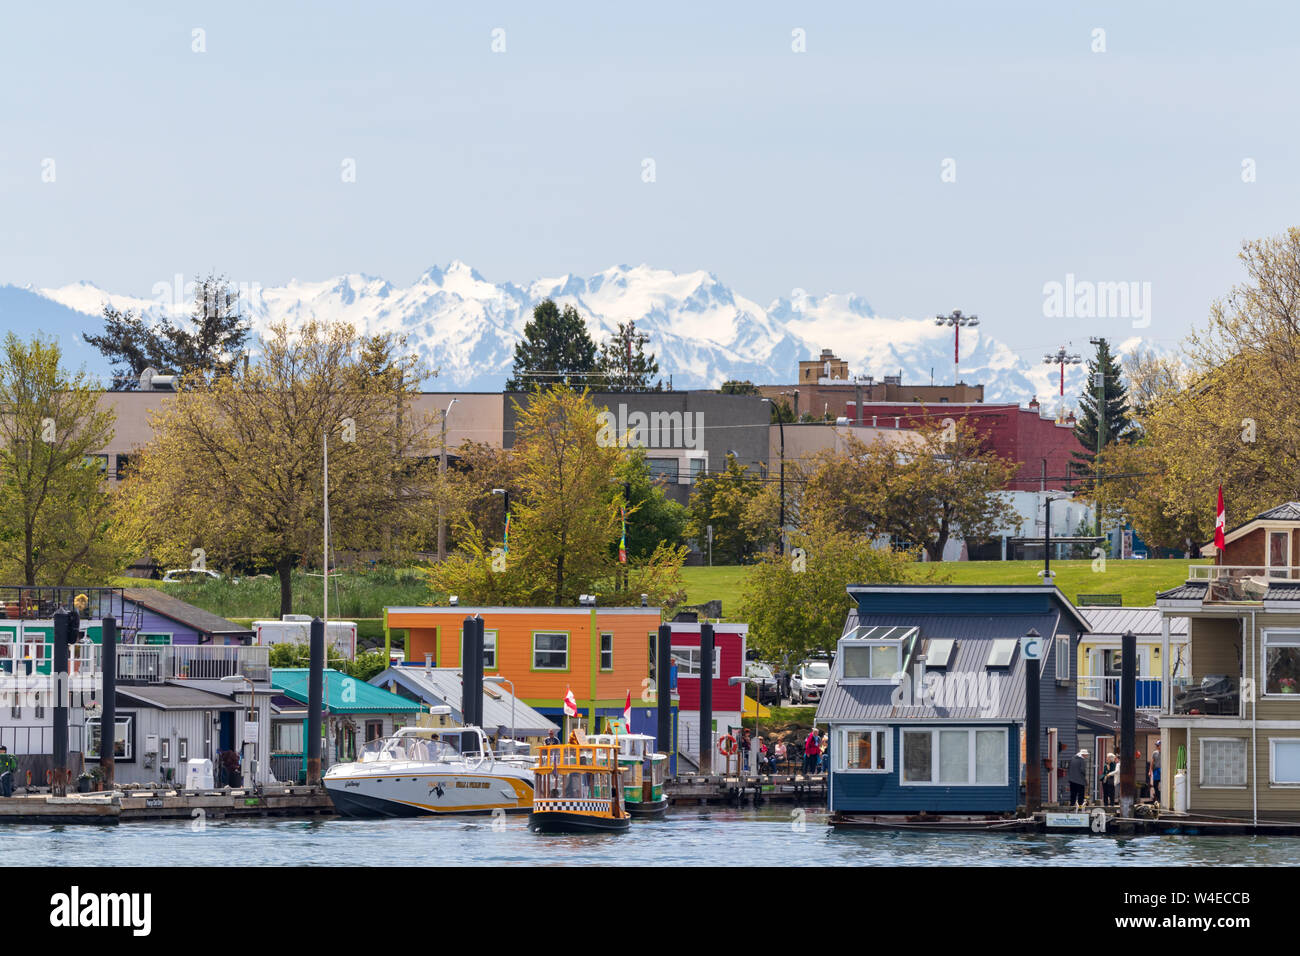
7 808 1297 866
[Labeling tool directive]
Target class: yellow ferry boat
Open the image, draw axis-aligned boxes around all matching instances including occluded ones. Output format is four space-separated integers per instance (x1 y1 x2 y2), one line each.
528 738 631 834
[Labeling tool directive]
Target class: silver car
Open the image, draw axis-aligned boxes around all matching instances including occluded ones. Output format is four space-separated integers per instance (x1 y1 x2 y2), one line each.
792 660 831 704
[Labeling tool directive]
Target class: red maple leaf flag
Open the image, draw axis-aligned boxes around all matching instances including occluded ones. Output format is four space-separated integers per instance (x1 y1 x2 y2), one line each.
563 686 578 717
1215 485 1226 551
623 689 632 727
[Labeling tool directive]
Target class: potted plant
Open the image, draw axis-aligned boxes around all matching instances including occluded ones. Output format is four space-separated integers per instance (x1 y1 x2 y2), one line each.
76 772 94 793
1280 678 1297 694
89 766 106 792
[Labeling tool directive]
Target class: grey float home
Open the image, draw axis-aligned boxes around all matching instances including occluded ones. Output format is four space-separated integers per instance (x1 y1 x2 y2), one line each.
817 585 1087 817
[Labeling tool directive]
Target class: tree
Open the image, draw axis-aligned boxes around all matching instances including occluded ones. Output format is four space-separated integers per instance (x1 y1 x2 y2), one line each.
739 522 919 662
598 321 661 392
0 334 138 584
1072 337 1134 472
617 450 688 558
428 387 686 606
801 420 1021 561
505 300 600 390
127 320 437 616
769 398 795 424
687 453 766 563
719 380 759 395
83 273 251 389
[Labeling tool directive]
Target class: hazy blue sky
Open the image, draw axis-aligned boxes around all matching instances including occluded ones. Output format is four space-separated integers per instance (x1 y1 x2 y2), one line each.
2 1 1297 354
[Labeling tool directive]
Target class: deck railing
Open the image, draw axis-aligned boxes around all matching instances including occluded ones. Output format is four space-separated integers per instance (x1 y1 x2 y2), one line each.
1170 675 1241 717
1077 675 1165 709
1186 565 1300 601
116 645 270 684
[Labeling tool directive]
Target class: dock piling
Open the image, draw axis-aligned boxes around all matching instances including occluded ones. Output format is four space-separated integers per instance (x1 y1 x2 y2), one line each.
52 608 70 797
1025 628 1041 813
307 617 324 785
656 623 671 770
100 615 117 789
1119 629 1136 816
699 622 714 775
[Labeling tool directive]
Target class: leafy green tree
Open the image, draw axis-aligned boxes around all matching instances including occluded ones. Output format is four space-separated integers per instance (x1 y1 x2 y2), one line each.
739 522 919 662
617 450 688 558
687 453 764 563
598 321 661 392
505 300 600 390
769 398 795 424
719 380 759 395
0 334 138 584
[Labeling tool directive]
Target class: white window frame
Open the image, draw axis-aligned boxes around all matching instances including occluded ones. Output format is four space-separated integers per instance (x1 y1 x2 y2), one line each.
838 726 892 773
670 645 721 679
600 632 614 671
1267 528 1292 578
86 715 133 761
839 641 903 684
1261 629 1300 698
1054 635 1071 681
1269 738 1300 787
483 629 497 670
987 640 1017 669
532 632 569 671
1198 736 1247 789
899 727 1009 787
925 638 955 670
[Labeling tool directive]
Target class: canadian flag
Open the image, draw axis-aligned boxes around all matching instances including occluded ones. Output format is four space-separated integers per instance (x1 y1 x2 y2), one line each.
1215 485 1226 551
563 686 578 717
623 689 632 727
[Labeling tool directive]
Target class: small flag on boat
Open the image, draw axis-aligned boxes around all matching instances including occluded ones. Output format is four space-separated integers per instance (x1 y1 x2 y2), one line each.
623 689 632 726
564 686 578 716
1215 485 1226 551
619 506 627 564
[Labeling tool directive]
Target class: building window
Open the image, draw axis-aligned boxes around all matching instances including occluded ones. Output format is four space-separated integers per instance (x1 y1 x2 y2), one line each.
1055 635 1071 680
178 738 188 762
841 728 890 772
901 728 1007 786
483 630 497 670
600 633 614 671
688 457 707 483
1200 737 1247 788
841 643 901 680
86 716 133 760
81 454 108 475
670 645 721 678
365 720 384 742
34 692 43 720
1270 739 1300 786
9 705 19 720
532 632 569 671
273 722 303 753
160 738 171 763
115 454 131 479
646 458 679 482
648 633 657 684
1263 631 1300 696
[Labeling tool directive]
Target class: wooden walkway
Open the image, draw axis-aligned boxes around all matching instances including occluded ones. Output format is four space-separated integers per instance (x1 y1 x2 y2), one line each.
0 786 334 824
666 773 827 805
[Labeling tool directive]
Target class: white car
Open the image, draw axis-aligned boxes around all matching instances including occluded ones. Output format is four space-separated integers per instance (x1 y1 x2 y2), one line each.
792 660 831 704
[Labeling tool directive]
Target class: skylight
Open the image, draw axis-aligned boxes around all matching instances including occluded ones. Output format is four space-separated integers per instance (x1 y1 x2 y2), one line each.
986 639 1017 668
926 638 955 669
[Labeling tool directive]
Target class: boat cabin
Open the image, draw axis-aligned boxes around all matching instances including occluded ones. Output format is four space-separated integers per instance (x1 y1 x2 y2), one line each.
533 743 622 807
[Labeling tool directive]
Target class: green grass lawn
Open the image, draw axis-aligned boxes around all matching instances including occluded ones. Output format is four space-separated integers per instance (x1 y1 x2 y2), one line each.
680 557 1205 613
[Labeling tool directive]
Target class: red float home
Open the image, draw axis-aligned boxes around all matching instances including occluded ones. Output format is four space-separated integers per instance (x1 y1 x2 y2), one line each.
667 621 747 767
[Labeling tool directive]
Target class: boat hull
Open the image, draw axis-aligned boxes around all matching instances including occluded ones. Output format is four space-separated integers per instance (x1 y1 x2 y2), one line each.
323 767 533 818
625 798 669 818
528 811 631 834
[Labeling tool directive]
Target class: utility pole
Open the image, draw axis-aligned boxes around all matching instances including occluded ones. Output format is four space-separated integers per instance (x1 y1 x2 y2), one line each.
935 310 979 385
1088 338 1106 539
437 398 459 562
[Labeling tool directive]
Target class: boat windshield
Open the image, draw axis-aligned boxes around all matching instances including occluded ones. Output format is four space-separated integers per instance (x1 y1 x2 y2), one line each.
357 735 460 763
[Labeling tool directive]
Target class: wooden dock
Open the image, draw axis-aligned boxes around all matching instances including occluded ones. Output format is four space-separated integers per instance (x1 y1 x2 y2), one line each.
0 786 335 825
666 773 827 805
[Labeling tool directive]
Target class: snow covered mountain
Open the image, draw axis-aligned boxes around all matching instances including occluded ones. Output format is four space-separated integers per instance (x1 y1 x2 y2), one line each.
14 263 1166 404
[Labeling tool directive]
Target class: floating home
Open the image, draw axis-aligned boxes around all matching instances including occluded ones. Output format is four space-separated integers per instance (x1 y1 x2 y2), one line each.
1155 502 1300 821
369 664 558 746
817 585 1087 817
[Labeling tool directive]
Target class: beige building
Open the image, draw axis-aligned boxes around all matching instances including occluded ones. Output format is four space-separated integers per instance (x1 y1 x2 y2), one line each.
767 421 923 474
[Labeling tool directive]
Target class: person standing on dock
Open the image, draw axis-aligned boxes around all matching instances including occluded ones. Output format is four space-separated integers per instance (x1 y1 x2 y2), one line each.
0 746 16 797
1102 753 1118 807
803 728 821 774
1067 749 1089 807
1150 740 1162 803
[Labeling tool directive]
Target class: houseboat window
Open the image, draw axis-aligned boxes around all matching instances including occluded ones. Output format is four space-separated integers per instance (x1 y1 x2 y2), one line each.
533 632 569 670
1263 632 1300 696
1270 531 1290 577
902 728 1007 785
648 634 657 683
34 692 43 720
1054 636 1071 680
1270 739 1300 785
925 639 955 669
986 640 1017 668
842 644 900 680
273 722 303 753
365 720 384 742
160 738 171 763
178 738 188 761
600 633 614 671
1200 738 1247 787
671 646 721 678
86 716 132 760
843 728 889 771
483 630 497 669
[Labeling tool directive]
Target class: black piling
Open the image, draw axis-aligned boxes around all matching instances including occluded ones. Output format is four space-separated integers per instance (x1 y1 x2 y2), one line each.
656 623 672 766
100 615 117 789
1025 628 1041 813
306 617 324 786
462 616 484 728
52 608 70 796
1120 629 1137 815
699 622 714 774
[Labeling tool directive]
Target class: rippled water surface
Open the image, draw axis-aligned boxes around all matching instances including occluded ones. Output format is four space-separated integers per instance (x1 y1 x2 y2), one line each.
7 808 1298 866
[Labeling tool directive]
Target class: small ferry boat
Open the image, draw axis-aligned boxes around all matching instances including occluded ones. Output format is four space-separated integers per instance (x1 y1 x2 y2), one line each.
589 726 668 819
528 738 631 834
323 726 535 818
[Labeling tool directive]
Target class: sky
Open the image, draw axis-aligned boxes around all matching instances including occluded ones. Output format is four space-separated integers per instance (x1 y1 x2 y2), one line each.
2 1 1299 358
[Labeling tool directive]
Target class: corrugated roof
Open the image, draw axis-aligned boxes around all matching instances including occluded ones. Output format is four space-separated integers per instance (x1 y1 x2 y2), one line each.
369 666 558 737
1156 583 1207 602
271 668 423 714
816 610 1067 722
1265 582 1300 601
122 588 254 639
1082 607 1188 637
1257 502 1300 521
117 685 240 710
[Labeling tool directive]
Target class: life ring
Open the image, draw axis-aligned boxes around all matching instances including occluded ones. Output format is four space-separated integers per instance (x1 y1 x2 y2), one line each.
718 734 737 756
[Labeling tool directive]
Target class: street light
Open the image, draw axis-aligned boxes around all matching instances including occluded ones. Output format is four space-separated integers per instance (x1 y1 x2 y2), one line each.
484 675 515 750
437 398 459 562
1043 347 1082 422
935 310 979 386
220 673 256 789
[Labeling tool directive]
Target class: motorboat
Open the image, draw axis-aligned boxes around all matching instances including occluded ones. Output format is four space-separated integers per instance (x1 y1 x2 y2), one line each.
323 726 535 818
588 728 668 818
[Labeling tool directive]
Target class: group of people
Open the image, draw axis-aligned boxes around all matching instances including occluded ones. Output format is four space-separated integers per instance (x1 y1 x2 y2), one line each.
1066 740 1162 808
724 727 829 775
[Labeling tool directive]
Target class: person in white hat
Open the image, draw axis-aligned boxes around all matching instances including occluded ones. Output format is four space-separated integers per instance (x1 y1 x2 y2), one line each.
1067 748 1090 807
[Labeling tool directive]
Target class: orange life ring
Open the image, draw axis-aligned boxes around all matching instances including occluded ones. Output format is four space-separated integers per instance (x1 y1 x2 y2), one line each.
718 734 737 756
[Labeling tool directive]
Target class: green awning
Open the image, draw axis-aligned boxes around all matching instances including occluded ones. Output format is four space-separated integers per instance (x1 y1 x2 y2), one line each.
271 668 423 714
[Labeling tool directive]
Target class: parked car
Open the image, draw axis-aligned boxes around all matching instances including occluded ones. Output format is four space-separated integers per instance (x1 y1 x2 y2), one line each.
791 660 831 704
744 660 780 705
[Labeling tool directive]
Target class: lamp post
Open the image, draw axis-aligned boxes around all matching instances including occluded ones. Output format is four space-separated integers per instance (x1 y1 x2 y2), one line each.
437 398 459 562
220 674 256 788
1044 347 1082 422
934 310 979 386
484 675 515 749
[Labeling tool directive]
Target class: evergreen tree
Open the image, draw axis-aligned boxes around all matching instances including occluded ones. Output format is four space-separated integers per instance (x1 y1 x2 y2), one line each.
1072 337 1134 471
505 299 600 390
597 321 661 392
83 307 169 390
719 380 759 395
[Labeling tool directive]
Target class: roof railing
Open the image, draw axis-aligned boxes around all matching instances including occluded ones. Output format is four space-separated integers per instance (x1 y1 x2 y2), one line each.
1185 565 1300 602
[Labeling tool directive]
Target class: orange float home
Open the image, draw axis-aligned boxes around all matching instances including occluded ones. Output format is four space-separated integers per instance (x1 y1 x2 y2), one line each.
383 605 663 727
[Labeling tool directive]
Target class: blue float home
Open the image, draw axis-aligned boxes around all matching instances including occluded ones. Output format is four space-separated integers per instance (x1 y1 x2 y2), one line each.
817 584 1088 819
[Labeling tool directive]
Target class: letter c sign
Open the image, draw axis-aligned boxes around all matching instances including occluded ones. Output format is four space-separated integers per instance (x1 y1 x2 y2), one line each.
1021 636 1043 660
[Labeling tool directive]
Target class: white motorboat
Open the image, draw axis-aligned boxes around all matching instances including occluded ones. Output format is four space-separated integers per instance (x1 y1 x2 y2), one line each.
323 726 535 818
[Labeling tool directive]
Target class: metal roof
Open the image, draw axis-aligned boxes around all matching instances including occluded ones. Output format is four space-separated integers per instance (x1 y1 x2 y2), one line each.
1156 583 1208 602
122 588 254 640
369 666 558 737
816 609 1068 722
1256 502 1300 521
1082 607 1188 637
1265 582 1300 601
271 668 424 715
116 685 240 710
